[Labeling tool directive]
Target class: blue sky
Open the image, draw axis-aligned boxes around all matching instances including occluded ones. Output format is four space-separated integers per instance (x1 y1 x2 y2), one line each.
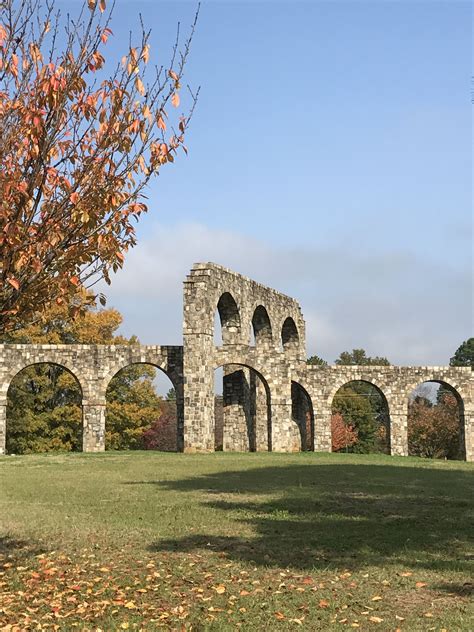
78 0 472 365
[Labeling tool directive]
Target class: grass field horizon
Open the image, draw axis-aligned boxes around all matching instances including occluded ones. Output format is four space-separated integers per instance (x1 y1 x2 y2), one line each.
1 451 473 630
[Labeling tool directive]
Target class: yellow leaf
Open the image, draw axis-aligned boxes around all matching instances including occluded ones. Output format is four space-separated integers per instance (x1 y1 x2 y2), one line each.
214 584 226 594
124 601 137 609
371 595 382 601
368 616 383 623
135 77 145 96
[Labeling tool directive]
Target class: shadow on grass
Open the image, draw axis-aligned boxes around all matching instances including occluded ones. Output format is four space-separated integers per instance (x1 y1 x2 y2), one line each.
139 462 474 571
0 536 45 563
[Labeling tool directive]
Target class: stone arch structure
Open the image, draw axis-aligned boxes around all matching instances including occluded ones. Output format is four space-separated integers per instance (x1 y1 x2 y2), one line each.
327 378 391 453
0 345 183 454
403 377 467 459
5 361 84 453
291 380 314 451
251 305 273 347
215 292 241 344
282 316 300 354
0 262 472 460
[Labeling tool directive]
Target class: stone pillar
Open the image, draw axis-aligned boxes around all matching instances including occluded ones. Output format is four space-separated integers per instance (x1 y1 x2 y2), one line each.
390 413 408 456
82 401 106 452
463 409 473 462
183 333 215 452
175 383 185 453
314 410 332 452
0 404 6 455
254 372 270 451
223 366 252 452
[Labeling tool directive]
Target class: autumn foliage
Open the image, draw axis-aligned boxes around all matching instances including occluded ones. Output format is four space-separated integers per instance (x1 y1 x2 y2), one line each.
0 0 198 333
331 412 358 452
408 392 463 460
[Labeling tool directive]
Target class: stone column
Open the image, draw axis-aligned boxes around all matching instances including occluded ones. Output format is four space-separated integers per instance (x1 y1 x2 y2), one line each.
82 401 106 452
183 333 215 452
463 408 473 462
175 382 185 453
314 410 332 452
0 404 6 455
254 372 270 451
390 413 408 456
223 366 252 452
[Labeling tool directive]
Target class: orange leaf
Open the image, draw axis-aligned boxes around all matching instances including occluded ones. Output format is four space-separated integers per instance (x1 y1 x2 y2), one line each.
169 69 178 81
157 116 166 131
7 277 19 290
70 192 79 204
318 599 329 609
171 92 180 108
99 0 106 12
87 0 96 9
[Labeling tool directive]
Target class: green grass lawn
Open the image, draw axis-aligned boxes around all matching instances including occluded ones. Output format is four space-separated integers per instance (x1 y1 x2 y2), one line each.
0 452 473 630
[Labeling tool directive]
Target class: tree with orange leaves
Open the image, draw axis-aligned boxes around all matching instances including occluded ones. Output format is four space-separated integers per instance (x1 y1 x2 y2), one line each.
0 0 198 333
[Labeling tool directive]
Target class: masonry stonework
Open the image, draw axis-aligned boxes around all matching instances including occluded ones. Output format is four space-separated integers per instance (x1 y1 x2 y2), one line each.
0 262 472 460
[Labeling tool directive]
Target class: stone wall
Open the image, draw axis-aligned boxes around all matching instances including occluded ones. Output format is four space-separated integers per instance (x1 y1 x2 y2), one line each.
0 345 183 454
0 262 472 460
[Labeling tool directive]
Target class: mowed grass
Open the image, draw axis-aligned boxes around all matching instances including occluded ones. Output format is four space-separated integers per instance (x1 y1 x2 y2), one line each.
0 452 473 631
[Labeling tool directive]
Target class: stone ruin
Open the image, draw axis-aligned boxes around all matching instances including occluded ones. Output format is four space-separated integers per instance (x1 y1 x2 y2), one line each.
0 262 472 459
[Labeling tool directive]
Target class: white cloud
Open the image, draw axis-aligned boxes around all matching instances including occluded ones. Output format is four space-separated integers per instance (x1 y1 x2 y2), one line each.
101 221 472 366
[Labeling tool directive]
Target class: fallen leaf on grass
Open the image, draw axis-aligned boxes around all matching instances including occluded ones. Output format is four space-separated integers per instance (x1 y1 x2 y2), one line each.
214 584 226 594
319 599 329 608
275 611 285 620
368 616 383 623
415 582 427 588
371 596 382 601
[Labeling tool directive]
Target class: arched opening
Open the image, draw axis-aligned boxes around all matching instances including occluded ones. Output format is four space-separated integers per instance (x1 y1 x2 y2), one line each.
105 363 179 451
291 381 314 451
281 317 299 352
214 363 271 452
330 381 390 454
6 363 82 454
215 292 241 346
407 381 465 460
251 305 272 346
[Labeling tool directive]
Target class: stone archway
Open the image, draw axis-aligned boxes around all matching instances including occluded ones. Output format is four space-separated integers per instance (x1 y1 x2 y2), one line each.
216 362 272 452
291 381 314 451
5 362 83 454
406 379 466 460
329 379 391 454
